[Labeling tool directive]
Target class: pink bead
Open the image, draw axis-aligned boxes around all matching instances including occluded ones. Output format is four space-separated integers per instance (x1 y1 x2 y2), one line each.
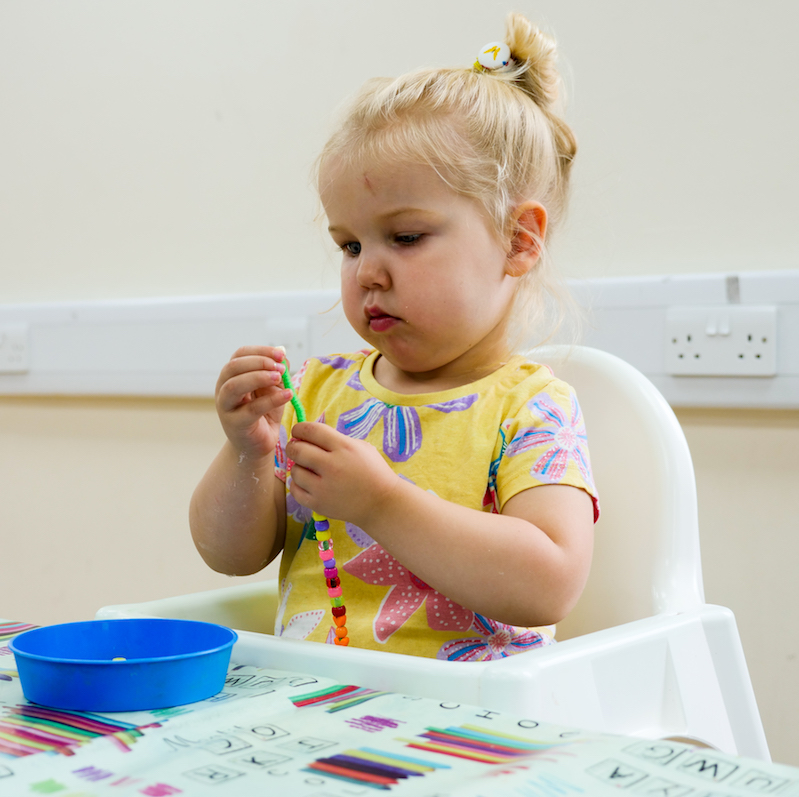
324 567 338 579
327 585 343 598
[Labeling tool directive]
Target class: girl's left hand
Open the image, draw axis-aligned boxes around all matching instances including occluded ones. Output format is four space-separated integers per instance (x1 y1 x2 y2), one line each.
286 422 399 526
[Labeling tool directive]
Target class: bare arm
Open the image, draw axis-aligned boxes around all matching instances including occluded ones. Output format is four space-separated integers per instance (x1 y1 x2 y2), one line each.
189 346 292 575
287 422 594 627
190 444 286 575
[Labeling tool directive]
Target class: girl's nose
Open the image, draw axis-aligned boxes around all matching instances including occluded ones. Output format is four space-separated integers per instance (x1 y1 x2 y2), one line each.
356 250 391 290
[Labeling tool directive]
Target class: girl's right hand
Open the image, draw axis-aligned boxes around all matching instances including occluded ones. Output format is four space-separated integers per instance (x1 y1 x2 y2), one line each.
215 345 294 461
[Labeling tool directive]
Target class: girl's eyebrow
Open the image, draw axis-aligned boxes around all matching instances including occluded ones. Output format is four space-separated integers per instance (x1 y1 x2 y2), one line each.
328 208 445 234
381 207 443 221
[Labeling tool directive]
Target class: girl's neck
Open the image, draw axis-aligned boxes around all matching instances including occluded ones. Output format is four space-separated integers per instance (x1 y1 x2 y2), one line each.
372 349 515 395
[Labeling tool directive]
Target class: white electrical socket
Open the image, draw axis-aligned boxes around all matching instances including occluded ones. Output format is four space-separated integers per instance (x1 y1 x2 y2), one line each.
0 324 30 374
665 305 777 377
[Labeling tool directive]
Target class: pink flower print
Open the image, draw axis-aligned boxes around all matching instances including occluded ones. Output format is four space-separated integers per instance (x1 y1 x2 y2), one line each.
274 580 326 640
343 544 473 643
505 391 595 491
437 614 552 662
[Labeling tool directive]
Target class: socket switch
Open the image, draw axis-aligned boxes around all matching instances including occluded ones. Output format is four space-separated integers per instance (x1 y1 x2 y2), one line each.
0 324 30 374
665 305 777 377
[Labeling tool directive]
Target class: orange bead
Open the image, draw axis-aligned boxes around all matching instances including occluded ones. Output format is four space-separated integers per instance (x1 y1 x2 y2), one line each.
334 614 347 627
335 626 348 638
334 636 350 646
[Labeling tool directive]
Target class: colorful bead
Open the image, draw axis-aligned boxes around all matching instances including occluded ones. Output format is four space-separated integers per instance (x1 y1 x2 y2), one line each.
280 371 350 646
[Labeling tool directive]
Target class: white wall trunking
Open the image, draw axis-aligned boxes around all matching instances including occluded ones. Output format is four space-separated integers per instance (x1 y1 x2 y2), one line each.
1 270 798 409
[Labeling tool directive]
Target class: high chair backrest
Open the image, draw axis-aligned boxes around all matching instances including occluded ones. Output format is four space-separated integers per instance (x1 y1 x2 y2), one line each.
528 345 705 640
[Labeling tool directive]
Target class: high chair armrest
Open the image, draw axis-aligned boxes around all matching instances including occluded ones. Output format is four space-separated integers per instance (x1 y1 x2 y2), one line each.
480 605 768 760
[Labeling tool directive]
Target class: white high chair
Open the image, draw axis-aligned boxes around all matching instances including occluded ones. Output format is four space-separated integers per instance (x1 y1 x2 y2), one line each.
98 345 770 760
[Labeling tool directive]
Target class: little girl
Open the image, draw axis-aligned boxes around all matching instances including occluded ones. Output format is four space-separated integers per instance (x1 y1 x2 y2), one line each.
190 13 599 661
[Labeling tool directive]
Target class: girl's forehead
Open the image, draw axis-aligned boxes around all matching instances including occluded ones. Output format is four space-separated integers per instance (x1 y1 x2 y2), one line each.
320 156 454 203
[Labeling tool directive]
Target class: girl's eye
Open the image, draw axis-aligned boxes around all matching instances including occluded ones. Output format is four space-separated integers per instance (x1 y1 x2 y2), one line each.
342 242 361 256
396 233 422 245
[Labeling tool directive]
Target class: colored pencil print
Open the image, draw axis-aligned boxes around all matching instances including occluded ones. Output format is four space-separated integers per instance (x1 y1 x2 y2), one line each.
0 705 154 758
304 746 449 791
400 724 566 764
290 684 390 713
0 622 38 643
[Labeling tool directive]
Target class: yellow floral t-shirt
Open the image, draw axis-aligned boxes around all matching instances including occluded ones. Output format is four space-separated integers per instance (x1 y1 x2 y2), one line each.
274 350 599 661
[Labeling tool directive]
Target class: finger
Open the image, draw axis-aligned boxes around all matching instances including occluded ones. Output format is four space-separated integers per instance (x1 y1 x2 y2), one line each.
290 421 337 450
230 390 292 420
285 437 328 474
218 373 290 412
229 344 289 363
289 460 329 505
288 477 315 512
218 355 285 390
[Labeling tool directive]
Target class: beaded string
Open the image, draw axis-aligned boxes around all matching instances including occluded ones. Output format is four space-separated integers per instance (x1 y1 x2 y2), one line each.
280 366 350 647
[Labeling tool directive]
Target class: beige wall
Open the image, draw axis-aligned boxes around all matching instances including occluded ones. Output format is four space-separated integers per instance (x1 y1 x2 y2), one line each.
675 408 799 767
0 396 278 624
1 0 798 767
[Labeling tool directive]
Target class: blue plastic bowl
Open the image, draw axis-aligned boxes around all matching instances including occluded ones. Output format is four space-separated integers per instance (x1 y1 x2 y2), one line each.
9 618 237 712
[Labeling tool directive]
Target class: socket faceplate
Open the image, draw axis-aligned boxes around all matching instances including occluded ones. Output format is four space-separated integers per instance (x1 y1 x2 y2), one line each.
665 305 777 377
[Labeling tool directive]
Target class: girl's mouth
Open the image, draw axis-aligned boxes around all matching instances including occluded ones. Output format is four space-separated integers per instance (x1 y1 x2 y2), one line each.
368 314 400 333
365 306 400 333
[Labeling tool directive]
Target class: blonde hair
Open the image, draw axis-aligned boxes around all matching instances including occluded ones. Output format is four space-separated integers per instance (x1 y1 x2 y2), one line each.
318 13 579 347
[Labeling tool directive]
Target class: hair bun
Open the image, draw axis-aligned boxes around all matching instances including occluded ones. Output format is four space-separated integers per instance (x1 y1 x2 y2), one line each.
504 13 561 110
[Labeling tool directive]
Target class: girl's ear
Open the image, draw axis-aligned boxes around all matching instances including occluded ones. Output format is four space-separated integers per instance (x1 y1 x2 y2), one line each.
505 202 548 277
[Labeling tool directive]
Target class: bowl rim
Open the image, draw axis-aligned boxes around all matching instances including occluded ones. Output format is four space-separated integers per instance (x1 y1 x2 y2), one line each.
8 617 238 666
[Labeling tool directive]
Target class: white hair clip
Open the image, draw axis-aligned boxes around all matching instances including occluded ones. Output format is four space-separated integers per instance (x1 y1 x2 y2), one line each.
474 41 513 72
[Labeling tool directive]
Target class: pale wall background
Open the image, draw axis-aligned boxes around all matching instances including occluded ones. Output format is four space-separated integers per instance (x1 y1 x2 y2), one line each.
1 0 798 764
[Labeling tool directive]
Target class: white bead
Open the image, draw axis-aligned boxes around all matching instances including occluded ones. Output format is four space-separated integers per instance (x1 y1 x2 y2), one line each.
477 41 512 70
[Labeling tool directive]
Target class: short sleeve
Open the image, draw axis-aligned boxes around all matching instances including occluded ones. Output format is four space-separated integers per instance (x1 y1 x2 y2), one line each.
496 381 600 522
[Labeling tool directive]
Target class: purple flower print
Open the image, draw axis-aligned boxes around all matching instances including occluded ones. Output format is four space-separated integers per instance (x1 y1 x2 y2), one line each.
336 384 478 463
317 354 357 371
286 492 312 526
505 392 595 491
344 544 474 643
437 615 552 662
345 522 375 549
